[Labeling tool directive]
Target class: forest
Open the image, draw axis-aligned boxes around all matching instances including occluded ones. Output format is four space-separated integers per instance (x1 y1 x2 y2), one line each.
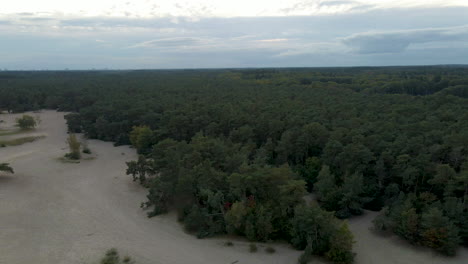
1 66 467 263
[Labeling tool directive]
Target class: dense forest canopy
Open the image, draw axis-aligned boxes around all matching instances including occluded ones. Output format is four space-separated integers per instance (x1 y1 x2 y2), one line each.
1 66 468 263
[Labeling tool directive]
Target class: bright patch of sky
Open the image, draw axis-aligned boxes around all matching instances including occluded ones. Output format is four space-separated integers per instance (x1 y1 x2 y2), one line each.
2 0 467 17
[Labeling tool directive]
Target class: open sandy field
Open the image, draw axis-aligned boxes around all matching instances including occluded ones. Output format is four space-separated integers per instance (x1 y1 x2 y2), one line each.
1 111 467 264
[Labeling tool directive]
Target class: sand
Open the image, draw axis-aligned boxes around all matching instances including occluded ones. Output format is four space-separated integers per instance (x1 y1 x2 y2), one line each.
0 110 467 264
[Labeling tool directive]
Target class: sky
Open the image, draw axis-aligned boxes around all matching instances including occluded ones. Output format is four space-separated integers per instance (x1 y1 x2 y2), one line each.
1 0 468 69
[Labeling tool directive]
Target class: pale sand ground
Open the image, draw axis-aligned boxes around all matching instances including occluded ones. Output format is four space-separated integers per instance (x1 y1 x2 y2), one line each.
0 111 467 264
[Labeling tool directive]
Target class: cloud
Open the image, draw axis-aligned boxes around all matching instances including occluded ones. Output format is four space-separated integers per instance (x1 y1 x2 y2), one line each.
128 37 203 49
318 0 360 7
280 0 371 15
342 25 468 54
1 6 468 69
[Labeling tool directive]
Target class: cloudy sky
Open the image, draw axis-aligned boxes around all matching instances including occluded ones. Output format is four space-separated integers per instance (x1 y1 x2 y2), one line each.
1 0 468 69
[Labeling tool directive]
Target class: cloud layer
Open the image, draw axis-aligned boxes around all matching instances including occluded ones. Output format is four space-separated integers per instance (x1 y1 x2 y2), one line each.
1 3 468 69
343 25 468 54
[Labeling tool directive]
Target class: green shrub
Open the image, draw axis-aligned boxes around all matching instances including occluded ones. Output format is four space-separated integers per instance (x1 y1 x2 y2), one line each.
249 243 258 252
99 248 135 264
66 134 81 160
82 147 91 154
16 115 36 130
265 246 276 253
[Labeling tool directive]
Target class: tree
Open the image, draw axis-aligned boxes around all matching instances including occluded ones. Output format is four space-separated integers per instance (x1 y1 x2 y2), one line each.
129 126 154 154
299 156 322 191
455 162 468 206
395 201 420 243
64 113 82 133
0 163 14 174
315 165 341 211
16 114 36 129
326 222 355 264
338 173 368 218
428 164 456 196
420 207 460 255
290 205 355 264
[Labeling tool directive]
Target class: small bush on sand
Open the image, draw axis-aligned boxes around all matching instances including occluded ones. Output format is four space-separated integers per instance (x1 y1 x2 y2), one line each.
224 241 234 246
99 248 135 264
66 133 81 160
0 163 14 174
265 246 276 254
16 115 36 130
83 146 91 154
249 243 258 253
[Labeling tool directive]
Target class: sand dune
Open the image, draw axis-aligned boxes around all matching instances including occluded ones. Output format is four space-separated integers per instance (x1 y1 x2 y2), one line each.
1 111 466 264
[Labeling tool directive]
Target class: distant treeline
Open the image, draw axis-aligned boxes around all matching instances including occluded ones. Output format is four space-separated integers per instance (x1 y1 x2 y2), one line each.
1 67 467 262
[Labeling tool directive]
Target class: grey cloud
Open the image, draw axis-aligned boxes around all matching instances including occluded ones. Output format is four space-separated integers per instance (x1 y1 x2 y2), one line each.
318 0 359 7
129 37 203 48
281 0 372 14
21 17 57 22
1 7 468 69
16 12 35 16
343 25 468 54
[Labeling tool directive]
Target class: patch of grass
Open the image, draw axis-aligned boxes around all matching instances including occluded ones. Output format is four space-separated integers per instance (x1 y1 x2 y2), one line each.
249 243 258 253
0 136 44 146
224 241 234 247
57 157 81 164
265 246 276 254
0 128 34 136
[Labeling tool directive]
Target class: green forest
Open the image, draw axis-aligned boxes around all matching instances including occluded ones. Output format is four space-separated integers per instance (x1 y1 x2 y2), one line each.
1 66 468 263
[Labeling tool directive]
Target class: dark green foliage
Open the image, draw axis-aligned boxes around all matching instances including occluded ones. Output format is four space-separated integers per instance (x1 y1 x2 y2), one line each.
16 114 36 129
99 248 134 264
2 67 468 258
0 163 14 174
64 113 82 133
82 147 91 154
290 205 354 264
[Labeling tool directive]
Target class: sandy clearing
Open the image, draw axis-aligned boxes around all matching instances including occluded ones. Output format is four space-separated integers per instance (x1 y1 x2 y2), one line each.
0 111 301 264
0 110 467 264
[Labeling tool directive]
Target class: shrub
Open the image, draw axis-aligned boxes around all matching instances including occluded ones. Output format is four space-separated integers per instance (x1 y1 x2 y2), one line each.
224 241 234 246
16 115 36 129
99 248 135 264
265 246 276 253
249 243 258 252
82 147 91 154
66 134 81 160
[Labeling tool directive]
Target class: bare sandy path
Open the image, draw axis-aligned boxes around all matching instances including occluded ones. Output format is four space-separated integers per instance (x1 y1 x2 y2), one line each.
1 111 467 264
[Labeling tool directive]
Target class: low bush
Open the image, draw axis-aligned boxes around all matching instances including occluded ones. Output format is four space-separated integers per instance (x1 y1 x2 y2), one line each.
249 243 258 253
265 246 276 254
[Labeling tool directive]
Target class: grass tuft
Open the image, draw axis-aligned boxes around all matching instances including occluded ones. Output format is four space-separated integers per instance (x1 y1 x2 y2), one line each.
0 136 44 146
